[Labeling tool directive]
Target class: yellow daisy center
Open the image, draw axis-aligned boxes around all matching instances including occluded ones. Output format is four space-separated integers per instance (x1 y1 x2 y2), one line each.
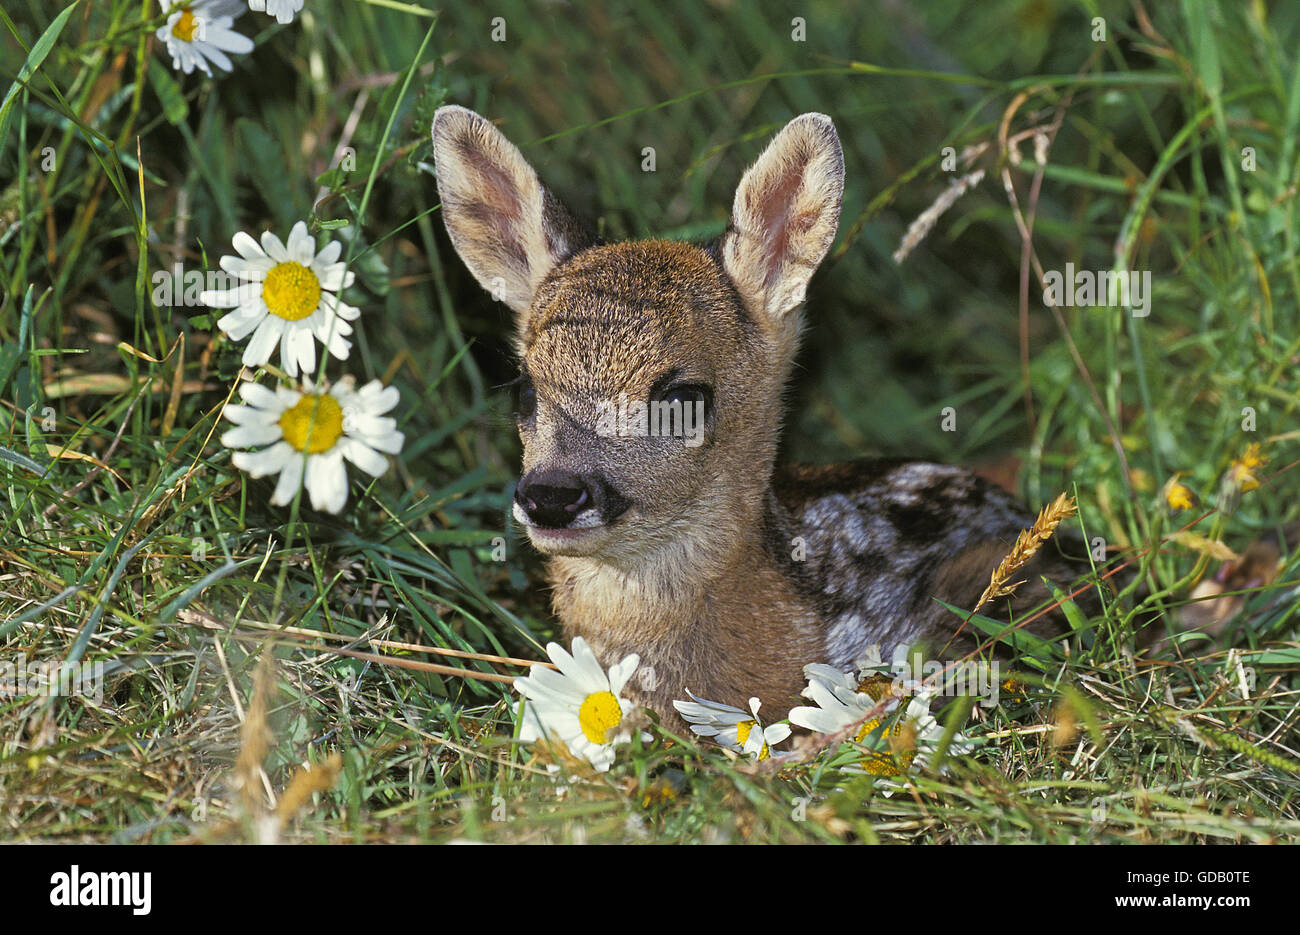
857 674 895 699
262 261 323 322
853 676 916 777
578 690 622 745
171 8 199 42
279 393 344 454
854 717 918 777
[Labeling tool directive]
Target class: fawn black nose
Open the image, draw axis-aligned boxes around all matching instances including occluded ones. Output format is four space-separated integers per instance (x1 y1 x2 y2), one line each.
516 470 592 528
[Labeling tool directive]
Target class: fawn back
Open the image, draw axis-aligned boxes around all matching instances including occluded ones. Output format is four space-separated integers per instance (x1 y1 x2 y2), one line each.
431 106 1095 725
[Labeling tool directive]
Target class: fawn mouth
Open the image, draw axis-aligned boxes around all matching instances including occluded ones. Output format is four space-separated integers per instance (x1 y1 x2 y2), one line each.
512 500 620 554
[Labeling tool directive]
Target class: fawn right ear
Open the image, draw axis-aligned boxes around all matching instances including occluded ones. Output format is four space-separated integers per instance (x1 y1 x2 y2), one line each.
431 106 590 318
720 113 844 328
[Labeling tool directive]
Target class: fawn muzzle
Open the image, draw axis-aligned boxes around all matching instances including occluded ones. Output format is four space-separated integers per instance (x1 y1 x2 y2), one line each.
514 468 631 530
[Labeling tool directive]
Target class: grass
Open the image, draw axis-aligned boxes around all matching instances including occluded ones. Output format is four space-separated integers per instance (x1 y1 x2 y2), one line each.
1 0 1298 844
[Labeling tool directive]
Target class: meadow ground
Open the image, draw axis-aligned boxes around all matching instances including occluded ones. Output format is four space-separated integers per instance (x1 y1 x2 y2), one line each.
1 0 1298 844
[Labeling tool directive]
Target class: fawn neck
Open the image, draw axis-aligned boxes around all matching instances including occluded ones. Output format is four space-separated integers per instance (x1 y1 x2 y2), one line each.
549 477 824 714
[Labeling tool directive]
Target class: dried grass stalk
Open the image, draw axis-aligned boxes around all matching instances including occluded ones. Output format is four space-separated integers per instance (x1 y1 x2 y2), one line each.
234 648 276 814
893 169 986 264
973 492 1077 613
275 753 344 823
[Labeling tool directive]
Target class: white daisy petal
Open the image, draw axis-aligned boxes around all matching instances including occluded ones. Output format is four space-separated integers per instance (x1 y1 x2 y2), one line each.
804 663 855 688
322 293 360 320
314 263 352 291
231 230 265 260
339 437 390 477
569 638 613 695
764 723 792 746
261 230 289 262
360 381 400 413
516 670 581 707
323 332 353 361
802 677 853 716
287 221 314 264
219 254 274 280
285 323 316 377
220 421 283 448
194 43 233 73
314 241 341 266
787 705 846 735
237 380 282 410
202 284 259 308
220 403 257 425
311 309 354 342
270 453 306 505
242 317 285 370
544 642 580 679
207 24 253 54
217 308 265 341
233 440 293 478
606 653 640 696
518 701 547 743
345 411 397 438
306 450 348 513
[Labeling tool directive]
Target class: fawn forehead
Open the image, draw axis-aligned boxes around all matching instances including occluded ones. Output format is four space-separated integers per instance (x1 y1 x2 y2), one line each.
521 240 756 395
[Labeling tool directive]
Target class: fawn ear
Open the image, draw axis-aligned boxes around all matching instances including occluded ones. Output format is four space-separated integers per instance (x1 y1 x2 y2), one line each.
431 105 590 317
721 113 844 325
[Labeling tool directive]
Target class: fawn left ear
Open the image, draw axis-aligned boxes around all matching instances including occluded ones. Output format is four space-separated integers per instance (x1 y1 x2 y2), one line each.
431 105 591 319
720 113 844 326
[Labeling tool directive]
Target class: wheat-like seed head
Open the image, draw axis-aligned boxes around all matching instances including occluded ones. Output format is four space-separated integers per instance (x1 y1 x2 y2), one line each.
973 492 1078 613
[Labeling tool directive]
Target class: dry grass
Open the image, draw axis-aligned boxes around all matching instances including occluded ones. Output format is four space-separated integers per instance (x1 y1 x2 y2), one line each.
974 492 1079 612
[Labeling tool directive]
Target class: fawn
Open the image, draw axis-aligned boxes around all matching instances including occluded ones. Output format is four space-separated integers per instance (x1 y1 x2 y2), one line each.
431 106 1095 727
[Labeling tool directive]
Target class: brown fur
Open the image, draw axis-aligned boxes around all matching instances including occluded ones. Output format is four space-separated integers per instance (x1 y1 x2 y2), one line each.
431 107 1096 728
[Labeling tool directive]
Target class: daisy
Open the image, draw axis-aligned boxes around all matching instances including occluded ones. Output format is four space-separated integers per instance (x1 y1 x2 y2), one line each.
221 374 404 513
672 692 791 761
789 650 968 782
847 689 970 782
513 638 641 773
787 658 904 740
156 0 254 77
200 221 361 378
248 0 303 24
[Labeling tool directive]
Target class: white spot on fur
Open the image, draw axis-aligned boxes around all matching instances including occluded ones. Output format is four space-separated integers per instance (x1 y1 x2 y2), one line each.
890 462 961 489
827 613 867 666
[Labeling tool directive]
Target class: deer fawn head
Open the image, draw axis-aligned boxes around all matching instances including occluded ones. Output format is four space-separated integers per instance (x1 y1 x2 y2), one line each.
431 106 843 581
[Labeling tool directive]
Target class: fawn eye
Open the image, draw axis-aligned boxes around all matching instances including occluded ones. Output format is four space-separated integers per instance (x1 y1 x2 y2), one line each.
513 377 536 421
656 384 709 412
